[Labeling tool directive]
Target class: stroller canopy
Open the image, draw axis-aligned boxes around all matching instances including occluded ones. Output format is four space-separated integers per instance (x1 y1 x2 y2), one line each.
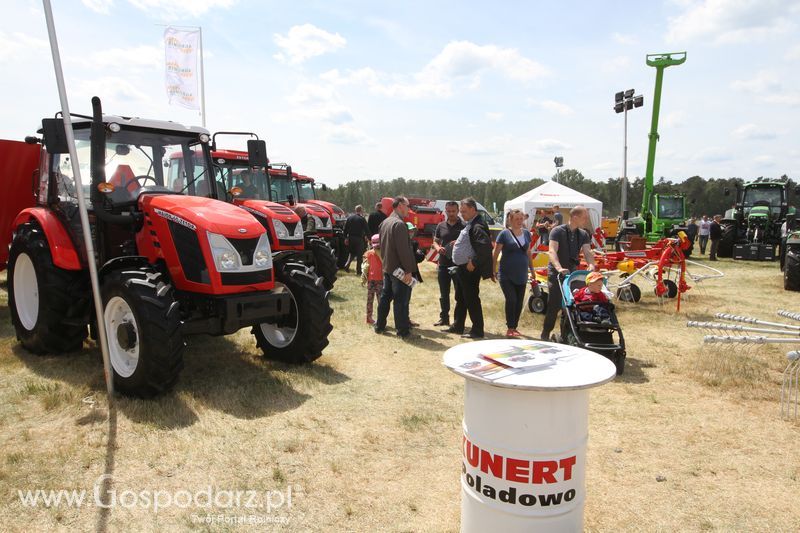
503 181 603 230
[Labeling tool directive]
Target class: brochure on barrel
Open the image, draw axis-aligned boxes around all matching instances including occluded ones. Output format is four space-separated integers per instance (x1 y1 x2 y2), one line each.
480 343 561 369
457 343 562 381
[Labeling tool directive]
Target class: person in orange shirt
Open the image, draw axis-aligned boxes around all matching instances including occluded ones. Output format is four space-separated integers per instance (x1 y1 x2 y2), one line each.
362 234 384 325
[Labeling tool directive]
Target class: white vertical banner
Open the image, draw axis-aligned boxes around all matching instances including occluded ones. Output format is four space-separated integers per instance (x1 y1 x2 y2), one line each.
164 27 200 110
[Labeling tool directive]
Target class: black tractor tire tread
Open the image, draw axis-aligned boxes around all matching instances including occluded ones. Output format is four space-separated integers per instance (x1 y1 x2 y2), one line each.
784 248 800 291
308 237 338 290
718 224 736 258
8 221 89 354
102 267 184 397
254 266 333 364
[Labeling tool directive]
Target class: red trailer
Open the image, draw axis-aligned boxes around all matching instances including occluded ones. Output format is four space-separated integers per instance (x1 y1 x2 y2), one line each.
0 140 40 270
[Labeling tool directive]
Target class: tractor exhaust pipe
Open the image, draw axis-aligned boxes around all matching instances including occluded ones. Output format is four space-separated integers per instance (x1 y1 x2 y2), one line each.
89 96 138 227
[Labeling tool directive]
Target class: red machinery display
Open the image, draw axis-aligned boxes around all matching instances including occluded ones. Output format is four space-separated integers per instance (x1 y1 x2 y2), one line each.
3 98 332 397
379 197 444 251
0 140 40 270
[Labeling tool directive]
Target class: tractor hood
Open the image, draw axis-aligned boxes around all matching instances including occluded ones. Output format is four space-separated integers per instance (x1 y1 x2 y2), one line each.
306 200 345 220
235 199 299 224
142 195 266 238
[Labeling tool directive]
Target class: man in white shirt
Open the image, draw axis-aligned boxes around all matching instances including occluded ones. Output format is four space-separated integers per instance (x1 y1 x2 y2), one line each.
698 215 711 255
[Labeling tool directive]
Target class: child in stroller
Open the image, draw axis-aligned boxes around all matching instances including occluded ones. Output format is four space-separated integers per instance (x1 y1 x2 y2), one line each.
573 271 613 325
554 270 626 375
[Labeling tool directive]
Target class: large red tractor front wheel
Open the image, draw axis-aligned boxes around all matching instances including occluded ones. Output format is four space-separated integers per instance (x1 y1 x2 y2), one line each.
253 264 333 364
8 221 89 354
101 267 184 397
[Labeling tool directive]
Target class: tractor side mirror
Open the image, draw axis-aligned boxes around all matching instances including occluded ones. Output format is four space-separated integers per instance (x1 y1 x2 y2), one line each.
795 185 800 196
41 118 69 153
247 139 268 168
321 183 328 192
723 188 730 196
287 193 295 206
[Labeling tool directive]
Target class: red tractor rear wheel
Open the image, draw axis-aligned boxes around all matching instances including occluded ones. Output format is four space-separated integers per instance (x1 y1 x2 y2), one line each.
8 221 89 354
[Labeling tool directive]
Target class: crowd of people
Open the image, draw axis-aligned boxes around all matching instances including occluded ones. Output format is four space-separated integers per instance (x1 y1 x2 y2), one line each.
339 196 599 341
684 214 723 260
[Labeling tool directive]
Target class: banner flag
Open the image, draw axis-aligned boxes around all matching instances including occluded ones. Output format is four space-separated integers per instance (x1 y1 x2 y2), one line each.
164 27 200 110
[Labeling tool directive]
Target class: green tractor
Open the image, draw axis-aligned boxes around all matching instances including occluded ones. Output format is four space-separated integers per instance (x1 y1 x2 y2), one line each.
617 52 692 254
718 178 798 260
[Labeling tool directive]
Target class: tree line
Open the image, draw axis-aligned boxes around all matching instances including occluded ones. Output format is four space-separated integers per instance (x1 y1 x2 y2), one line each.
318 170 798 218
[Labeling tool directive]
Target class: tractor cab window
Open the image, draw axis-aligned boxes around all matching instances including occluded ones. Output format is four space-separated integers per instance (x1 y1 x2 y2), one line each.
297 181 315 201
742 187 783 216
270 176 294 203
215 163 268 200
68 125 213 203
657 197 684 219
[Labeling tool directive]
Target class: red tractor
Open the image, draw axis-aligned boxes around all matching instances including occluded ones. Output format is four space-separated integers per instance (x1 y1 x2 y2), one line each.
291 173 349 267
173 132 338 291
4 97 331 397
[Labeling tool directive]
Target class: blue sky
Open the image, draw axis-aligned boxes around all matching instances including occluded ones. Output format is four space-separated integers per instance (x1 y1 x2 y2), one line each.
2 0 799 185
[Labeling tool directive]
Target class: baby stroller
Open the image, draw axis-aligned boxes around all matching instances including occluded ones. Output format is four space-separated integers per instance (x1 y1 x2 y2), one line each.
552 270 626 375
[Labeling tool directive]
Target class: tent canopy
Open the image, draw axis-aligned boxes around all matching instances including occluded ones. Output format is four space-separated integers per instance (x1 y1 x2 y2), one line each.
503 181 603 229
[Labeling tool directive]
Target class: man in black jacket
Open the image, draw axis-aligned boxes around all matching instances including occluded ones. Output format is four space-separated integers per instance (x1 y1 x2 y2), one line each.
709 214 722 261
343 205 369 274
368 202 387 237
447 197 492 339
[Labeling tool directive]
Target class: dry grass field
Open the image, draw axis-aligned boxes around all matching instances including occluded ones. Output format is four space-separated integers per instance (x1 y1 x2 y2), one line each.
0 248 798 532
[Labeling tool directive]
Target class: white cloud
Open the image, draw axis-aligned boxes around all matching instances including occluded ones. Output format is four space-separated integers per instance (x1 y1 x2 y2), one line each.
529 99 574 115
786 44 800 60
449 136 511 156
279 82 355 126
665 111 687 128
75 76 151 106
592 161 617 171
127 0 237 17
321 41 548 100
731 123 776 140
731 70 781 93
324 124 374 145
0 31 48 63
72 45 162 71
601 56 630 73
693 146 733 163
485 112 504 121
754 154 775 165
763 93 800 106
273 24 346 65
612 32 637 45
666 0 800 44
82 0 113 14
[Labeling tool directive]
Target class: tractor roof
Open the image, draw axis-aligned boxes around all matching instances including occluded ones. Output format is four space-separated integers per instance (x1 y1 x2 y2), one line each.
67 115 209 136
745 177 787 187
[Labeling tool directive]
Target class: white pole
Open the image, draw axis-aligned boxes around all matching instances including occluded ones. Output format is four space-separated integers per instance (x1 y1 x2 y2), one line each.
621 105 628 217
42 0 114 398
198 26 206 128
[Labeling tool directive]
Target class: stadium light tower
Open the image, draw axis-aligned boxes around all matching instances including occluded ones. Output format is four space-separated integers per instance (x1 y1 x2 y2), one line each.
614 89 643 218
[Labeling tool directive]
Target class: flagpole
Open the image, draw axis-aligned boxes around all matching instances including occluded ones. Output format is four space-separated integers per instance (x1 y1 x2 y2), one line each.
42 0 115 399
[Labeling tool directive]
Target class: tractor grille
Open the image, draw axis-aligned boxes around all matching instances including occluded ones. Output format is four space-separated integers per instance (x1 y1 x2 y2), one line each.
169 221 208 284
284 221 298 235
221 269 271 285
228 237 260 266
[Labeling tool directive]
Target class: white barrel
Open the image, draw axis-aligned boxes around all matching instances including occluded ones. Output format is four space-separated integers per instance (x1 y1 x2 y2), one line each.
444 339 616 533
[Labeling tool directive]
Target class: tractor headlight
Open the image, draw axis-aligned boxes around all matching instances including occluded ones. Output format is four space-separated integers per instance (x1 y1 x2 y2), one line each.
254 249 270 267
272 219 290 239
207 232 241 271
293 221 304 238
219 251 237 270
253 233 273 270
313 215 324 228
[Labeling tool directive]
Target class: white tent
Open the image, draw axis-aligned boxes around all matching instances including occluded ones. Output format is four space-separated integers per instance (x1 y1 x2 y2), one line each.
503 181 603 229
